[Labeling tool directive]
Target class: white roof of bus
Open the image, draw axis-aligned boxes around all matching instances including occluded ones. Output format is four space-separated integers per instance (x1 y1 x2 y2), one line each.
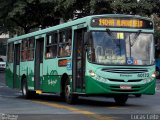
7 14 152 43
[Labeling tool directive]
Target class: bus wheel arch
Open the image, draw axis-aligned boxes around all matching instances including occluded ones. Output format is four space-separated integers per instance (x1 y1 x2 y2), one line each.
21 74 35 99
60 73 69 98
60 73 78 104
65 78 78 104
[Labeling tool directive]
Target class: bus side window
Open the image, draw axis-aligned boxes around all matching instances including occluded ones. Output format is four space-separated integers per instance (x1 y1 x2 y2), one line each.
21 40 28 61
59 44 65 56
65 38 71 56
7 43 14 63
28 38 35 61
46 33 57 59
58 29 72 57
46 47 53 58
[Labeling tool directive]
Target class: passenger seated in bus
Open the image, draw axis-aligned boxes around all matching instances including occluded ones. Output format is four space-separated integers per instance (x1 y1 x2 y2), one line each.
46 47 53 58
65 39 71 56
22 50 27 61
59 45 65 56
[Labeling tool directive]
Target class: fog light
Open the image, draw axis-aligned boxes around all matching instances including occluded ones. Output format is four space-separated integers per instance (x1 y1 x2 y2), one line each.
148 78 152 82
143 77 153 83
143 79 147 84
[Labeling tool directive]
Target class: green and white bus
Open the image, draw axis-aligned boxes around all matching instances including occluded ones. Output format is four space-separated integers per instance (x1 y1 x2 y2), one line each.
6 14 156 104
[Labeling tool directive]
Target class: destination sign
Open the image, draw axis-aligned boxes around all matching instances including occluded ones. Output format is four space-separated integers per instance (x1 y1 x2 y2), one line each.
91 17 153 29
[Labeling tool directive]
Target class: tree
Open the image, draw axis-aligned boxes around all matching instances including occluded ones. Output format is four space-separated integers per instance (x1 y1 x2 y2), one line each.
7 0 57 33
90 0 113 14
0 0 57 34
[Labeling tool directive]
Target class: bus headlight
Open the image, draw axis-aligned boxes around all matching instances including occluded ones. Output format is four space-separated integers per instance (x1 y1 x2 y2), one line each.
89 70 96 77
152 72 156 78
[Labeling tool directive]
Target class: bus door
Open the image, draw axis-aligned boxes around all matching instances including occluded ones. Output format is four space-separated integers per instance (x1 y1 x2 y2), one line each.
13 43 20 88
73 28 87 92
34 37 44 90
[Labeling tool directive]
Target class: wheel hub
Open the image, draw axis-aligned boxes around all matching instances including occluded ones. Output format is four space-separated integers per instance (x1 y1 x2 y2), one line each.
22 84 26 96
66 85 71 98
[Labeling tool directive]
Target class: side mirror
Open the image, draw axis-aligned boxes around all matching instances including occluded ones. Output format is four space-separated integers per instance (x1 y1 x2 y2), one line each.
84 32 90 45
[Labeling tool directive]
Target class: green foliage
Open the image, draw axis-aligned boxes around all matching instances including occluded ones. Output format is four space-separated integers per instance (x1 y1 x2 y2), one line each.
153 14 160 46
90 0 113 14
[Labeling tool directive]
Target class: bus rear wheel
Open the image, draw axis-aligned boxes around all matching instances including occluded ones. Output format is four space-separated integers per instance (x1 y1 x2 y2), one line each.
65 80 77 104
114 94 128 105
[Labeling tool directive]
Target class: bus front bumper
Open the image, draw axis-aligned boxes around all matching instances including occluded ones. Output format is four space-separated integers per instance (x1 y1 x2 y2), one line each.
85 76 156 95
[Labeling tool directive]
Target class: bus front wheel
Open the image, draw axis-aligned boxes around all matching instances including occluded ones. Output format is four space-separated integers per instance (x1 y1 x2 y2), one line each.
114 94 128 105
65 80 78 104
135 94 142 97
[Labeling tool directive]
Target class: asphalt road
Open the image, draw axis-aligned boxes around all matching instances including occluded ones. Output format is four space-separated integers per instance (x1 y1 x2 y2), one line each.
0 72 160 120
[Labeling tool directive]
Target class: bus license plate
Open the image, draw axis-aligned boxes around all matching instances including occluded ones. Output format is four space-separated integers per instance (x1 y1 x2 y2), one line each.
120 85 132 90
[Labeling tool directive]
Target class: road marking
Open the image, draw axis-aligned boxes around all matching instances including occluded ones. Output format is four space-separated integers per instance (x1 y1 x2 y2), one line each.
108 107 118 109
33 100 116 120
108 106 126 109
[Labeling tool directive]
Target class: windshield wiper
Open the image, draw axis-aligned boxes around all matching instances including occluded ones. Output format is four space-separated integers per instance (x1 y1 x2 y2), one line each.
106 28 118 44
106 28 122 56
131 30 141 47
106 28 114 37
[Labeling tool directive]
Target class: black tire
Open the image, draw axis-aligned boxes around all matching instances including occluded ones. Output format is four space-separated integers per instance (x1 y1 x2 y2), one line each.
21 78 35 99
64 80 78 104
114 94 128 105
60 92 65 99
135 94 142 97
156 67 160 79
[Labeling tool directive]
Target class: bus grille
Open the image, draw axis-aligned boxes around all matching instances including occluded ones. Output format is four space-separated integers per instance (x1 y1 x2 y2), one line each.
108 79 124 82
107 79 143 82
101 68 148 74
128 79 143 82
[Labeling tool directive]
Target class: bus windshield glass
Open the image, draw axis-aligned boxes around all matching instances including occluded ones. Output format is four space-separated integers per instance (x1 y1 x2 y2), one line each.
87 31 154 65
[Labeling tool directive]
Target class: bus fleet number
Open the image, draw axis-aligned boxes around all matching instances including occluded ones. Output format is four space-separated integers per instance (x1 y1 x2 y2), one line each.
137 73 149 78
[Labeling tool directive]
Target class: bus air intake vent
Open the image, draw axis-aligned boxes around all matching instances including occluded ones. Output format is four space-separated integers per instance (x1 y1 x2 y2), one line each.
101 68 148 74
128 79 143 82
108 79 125 82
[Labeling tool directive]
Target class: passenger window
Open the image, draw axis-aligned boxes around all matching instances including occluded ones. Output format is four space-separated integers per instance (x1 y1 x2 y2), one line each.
7 43 14 63
28 38 35 61
58 29 72 57
46 33 58 59
21 40 28 61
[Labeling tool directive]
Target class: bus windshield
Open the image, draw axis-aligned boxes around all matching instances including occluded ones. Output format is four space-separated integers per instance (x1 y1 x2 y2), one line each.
87 31 154 65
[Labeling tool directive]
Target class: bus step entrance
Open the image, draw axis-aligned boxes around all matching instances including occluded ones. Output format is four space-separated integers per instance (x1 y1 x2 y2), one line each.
36 90 42 94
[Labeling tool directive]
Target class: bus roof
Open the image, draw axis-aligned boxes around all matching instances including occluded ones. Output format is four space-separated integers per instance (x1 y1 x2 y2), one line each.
7 14 153 43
